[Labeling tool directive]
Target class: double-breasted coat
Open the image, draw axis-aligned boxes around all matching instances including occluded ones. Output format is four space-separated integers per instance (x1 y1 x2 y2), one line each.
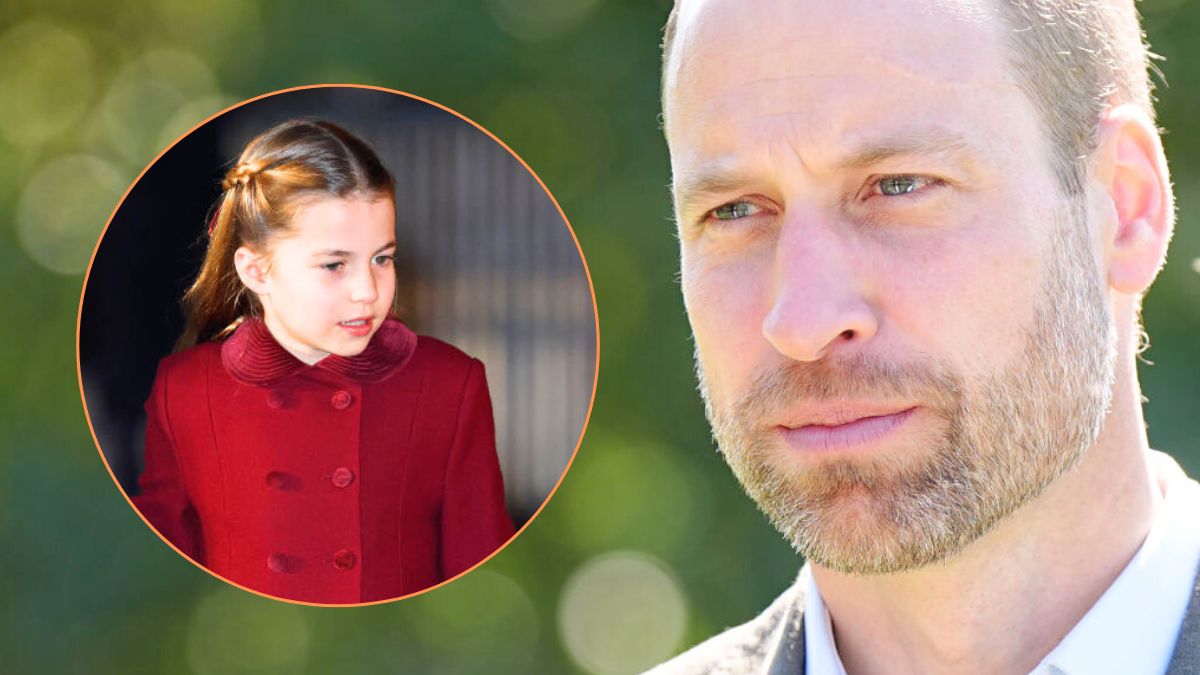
132 316 515 604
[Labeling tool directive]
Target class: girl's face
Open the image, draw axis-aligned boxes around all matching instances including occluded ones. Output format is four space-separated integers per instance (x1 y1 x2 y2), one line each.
237 195 397 365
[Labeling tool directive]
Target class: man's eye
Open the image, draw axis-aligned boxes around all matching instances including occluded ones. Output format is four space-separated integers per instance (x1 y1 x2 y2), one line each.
875 175 937 197
710 201 760 220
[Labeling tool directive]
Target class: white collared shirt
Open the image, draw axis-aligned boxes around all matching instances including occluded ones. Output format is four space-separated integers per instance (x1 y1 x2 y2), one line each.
803 455 1200 675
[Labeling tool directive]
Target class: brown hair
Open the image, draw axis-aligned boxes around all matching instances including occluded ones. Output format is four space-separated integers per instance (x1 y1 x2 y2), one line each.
175 118 395 352
661 0 1162 198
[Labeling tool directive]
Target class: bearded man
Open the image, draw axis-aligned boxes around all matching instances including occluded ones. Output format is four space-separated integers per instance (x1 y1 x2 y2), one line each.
654 0 1200 672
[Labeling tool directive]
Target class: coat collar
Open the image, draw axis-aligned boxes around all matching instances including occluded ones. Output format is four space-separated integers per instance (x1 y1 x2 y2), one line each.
220 315 417 387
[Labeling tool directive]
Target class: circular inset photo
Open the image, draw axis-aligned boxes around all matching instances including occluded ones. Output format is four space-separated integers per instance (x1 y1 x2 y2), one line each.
77 85 597 605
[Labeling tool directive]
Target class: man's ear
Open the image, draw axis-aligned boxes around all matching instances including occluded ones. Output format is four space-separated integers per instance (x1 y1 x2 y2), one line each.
1092 104 1174 295
234 246 270 296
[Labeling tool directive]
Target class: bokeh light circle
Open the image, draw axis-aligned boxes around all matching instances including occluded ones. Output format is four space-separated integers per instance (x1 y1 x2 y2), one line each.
186 587 310 674
556 432 709 557
99 49 219 164
155 94 234 154
558 551 689 675
143 0 263 60
404 569 540 674
16 154 127 275
0 20 96 147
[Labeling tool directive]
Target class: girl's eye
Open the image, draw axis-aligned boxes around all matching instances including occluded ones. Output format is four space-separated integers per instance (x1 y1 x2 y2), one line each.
873 175 940 197
321 261 345 272
710 201 761 221
373 254 395 266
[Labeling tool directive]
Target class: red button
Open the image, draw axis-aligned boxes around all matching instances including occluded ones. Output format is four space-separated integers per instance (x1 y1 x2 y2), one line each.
333 549 357 570
267 552 297 573
265 471 300 491
331 467 355 488
331 390 352 410
266 391 286 409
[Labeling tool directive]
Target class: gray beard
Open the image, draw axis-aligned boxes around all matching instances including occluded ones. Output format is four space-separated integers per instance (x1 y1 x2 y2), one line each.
696 213 1117 575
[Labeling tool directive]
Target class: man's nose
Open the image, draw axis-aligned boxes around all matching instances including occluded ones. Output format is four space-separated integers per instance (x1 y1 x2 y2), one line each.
349 265 379 304
762 213 879 362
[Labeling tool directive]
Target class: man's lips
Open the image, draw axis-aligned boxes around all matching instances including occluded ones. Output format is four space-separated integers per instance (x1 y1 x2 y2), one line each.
774 403 919 453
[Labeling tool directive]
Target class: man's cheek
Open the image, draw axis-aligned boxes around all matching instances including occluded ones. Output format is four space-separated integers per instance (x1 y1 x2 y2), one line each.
869 229 1035 372
684 261 772 398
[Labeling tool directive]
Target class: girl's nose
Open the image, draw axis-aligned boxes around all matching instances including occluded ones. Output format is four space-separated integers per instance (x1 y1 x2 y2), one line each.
349 267 378 304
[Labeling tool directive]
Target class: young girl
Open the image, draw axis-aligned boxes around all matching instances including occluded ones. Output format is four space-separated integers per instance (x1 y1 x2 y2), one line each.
133 118 515 604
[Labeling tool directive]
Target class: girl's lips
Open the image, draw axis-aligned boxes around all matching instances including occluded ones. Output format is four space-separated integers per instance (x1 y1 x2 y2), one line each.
776 407 917 453
339 317 373 337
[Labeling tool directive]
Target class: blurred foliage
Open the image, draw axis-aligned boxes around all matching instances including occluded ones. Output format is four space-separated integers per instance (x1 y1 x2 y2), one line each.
0 0 1198 673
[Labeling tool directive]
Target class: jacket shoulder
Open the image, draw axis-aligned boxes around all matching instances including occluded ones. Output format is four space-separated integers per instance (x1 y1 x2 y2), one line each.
159 340 220 367
411 335 481 376
647 582 805 675
151 341 221 390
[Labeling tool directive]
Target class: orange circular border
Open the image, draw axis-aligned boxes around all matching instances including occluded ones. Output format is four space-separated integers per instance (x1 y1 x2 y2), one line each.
75 83 600 608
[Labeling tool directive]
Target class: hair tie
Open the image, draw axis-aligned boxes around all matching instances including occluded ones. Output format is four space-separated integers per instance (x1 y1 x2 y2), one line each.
206 204 222 237
223 161 263 191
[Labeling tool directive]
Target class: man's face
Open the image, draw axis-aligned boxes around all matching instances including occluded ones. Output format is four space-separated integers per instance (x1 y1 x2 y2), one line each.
665 0 1117 573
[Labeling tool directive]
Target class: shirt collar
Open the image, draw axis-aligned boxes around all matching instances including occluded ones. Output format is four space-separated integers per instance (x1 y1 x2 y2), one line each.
802 452 1200 675
1033 453 1200 675
803 566 848 675
219 315 418 386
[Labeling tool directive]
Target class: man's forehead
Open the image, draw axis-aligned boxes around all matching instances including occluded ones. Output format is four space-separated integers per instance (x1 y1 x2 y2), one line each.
663 0 1032 179
665 0 1009 112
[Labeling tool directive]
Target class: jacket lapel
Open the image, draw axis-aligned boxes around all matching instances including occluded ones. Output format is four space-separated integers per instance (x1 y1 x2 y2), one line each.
1166 556 1200 673
761 570 807 675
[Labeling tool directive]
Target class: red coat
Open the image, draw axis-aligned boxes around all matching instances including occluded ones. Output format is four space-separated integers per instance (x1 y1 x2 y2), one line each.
132 316 515 604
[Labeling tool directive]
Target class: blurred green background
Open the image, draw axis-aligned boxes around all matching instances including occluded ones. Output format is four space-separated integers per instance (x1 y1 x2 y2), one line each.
1 0 1198 672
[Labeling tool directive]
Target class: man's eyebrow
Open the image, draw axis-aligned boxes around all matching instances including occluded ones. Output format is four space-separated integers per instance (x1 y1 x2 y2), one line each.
673 129 979 218
837 128 979 170
673 168 757 219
